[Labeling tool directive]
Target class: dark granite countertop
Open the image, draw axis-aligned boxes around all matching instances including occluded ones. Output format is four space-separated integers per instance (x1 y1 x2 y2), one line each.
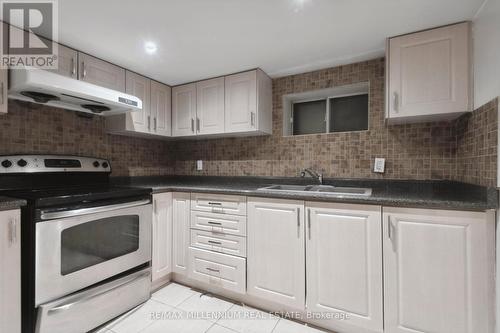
0 196 26 211
111 176 498 211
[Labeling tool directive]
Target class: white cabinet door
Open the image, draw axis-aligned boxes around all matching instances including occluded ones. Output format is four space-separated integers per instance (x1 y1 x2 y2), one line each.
0 23 8 114
172 192 191 275
383 207 495 333
387 22 471 122
196 77 225 135
152 193 172 282
172 83 197 137
306 202 383 333
0 65 6 115
0 209 21 333
125 71 151 133
247 198 305 309
79 53 126 92
48 43 78 79
225 71 257 133
151 81 172 137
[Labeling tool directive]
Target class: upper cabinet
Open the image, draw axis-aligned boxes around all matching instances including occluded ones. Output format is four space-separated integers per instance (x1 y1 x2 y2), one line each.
171 69 272 138
106 71 172 138
78 53 126 92
386 22 472 124
151 81 172 137
172 83 197 137
196 77 225 135
126 71 151 133
0 23 8 115
225 69 272 135
54 45 78 79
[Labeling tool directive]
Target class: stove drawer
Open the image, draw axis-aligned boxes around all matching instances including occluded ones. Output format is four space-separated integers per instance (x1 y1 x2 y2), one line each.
191 193 247 216
190 229 247 257
36 268 151 333
191 211 247 236
188 247 246 294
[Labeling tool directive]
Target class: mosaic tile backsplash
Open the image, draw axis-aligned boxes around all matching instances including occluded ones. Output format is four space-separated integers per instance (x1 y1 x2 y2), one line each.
0 58 497 186
0 100 174 177
171 58 498 187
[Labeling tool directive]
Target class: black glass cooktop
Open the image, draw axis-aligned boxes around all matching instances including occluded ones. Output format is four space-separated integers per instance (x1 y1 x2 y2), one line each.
2 184 151 207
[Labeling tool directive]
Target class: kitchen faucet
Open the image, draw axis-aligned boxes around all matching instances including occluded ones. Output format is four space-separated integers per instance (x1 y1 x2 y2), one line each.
300 168 323 184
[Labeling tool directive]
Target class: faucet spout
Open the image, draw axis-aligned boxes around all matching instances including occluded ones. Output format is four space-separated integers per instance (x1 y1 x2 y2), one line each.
300 168 323 184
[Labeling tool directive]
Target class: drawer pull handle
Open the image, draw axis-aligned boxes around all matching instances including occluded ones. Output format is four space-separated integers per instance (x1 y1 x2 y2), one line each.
208 202 222 206
208 221 222 225
208 240 222 245
206 267 220 273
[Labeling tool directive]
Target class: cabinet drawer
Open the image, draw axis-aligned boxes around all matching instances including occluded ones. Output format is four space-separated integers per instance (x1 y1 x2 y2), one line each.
191 211 247 236
188 247 246 294
190 229 247 257
191 193 246 216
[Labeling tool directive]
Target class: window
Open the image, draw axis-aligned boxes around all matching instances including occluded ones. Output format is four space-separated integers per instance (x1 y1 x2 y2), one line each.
283 82 369 136
292 100 326 135
329 94 368 132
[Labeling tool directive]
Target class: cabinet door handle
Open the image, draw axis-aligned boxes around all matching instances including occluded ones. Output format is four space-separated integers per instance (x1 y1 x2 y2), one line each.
207 221 222 226
8 218 17 245
208 202 222 206
250 112 255 127
393 92 399 113
196 118 200 132
148 116 151 131
71 57 77 76
153 199 158 215
297 208 301 238
206 267 220 273
82 61 87 78
208 240 222 245
388 217 397 251
154 117 157 131
191 118 195 133
307 209 311 240
0 82 4 105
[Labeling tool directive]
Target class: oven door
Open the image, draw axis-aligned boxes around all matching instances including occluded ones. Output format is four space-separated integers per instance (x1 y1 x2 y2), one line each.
35 199 152 305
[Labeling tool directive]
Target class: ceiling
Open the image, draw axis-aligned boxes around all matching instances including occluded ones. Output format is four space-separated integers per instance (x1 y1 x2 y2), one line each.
55 0 485 86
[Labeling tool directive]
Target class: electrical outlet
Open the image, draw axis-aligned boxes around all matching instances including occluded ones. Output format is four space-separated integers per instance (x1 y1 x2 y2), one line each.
196 160 203 171
374 158 385 173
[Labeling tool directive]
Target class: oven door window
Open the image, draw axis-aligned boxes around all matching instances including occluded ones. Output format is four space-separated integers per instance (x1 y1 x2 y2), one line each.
61 215 140 275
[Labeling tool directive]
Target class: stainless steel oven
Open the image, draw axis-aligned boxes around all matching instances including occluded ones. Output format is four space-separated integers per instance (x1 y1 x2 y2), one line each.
35 198 152 306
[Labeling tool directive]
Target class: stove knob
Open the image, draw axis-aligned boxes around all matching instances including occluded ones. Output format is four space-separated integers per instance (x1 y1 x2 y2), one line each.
1 160 12 168
102 162 109 169
93 161 100 168
17 159 28 167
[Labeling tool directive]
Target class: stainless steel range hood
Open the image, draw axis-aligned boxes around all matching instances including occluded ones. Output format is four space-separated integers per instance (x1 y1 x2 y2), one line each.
8 67 142 116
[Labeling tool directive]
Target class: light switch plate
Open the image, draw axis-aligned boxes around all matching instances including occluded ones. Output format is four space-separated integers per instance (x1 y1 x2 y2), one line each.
374 158 385 173
196 160 203 171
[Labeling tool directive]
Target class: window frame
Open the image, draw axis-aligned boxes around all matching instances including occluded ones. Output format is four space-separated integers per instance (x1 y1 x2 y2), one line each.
283 82 370 137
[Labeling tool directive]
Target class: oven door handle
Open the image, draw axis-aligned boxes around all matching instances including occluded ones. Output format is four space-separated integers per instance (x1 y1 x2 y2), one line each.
40 199 151 220
47 270 151 315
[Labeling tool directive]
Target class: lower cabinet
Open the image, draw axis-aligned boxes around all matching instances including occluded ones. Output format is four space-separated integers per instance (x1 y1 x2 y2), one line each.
306 202 383 333
383 207 495 333
172 192 191 275
152 193 172 283
188 247 246 294
247 198 305 309
0 209 21 333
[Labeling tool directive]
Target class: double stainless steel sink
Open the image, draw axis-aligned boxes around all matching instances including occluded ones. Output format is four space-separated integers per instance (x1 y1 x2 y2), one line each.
257 184 372 197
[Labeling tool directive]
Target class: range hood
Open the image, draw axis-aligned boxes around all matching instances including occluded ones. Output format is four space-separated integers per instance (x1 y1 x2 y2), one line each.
8 67 142 116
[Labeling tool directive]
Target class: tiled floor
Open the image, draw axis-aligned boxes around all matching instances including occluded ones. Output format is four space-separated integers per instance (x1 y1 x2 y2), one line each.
93 283 328 333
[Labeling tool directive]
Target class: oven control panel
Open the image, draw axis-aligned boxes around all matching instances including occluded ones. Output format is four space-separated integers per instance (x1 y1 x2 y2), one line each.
0 155 111 173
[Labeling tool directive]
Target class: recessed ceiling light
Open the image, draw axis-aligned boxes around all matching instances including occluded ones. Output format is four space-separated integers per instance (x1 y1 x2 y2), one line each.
293 0 310 12
144 41 158 54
